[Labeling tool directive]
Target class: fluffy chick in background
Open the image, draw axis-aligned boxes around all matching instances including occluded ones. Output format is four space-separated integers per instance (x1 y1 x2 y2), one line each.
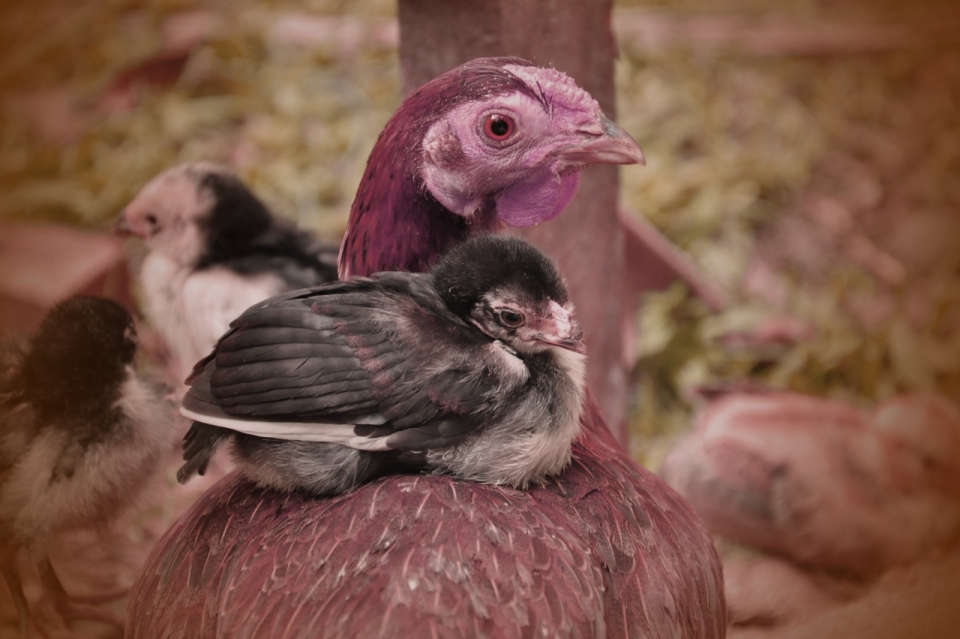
0 296 174 638
115 163 339 383
178 236 587 497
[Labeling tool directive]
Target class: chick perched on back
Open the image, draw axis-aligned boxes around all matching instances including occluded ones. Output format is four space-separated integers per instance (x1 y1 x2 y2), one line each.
177 235 587 496
116 163 339 383
0 296 173 638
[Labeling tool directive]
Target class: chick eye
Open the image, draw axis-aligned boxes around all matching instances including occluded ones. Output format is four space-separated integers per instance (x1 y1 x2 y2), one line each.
496 309 524 328
146 214 158 227
483 114 516 141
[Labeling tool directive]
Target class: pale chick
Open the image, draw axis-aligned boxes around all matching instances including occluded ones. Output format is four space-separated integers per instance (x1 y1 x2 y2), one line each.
116 163 338 384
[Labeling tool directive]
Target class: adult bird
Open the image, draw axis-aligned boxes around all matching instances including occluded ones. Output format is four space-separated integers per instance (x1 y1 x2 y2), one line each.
177 236 587 496
116 163 339 383
0 296 173 638
129 57 725 639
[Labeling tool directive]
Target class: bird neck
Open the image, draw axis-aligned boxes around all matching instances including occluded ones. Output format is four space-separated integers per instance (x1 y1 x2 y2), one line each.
340 175 501 278
339 116 501 278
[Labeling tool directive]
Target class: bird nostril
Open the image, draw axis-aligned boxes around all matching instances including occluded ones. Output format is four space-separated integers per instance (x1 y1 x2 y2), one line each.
575 121 605 137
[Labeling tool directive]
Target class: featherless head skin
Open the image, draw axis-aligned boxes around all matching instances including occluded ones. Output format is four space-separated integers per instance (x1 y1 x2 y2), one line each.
18 296 138 418
340 57 644 278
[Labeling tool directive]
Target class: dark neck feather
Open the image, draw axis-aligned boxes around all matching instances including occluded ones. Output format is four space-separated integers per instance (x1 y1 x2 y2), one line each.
340 57 534 278
340 140 468 277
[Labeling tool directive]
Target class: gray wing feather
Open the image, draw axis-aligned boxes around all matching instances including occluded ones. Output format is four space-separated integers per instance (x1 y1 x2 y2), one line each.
182 275 523 449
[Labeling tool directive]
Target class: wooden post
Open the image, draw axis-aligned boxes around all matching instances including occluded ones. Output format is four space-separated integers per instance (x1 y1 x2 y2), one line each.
398 0 628 440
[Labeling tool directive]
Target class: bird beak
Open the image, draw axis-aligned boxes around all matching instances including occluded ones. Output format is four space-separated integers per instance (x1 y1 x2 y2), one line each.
557 116 646 167
534 302 587 354
113 210 147 238
535 332 586 355
113 211 135 236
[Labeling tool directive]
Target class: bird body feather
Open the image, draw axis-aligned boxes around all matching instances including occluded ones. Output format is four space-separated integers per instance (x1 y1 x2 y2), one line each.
131 396 724 639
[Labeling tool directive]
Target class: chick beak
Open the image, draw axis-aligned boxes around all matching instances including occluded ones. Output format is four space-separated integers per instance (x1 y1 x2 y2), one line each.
113 211 137 237
534 302 587 355
558 116 645 167
113 209 155 238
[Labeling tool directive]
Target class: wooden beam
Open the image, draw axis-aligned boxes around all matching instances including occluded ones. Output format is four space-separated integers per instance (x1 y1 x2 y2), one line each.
397 0 630 439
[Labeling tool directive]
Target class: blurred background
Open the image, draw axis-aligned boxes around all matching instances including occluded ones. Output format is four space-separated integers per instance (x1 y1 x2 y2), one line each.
1 0 959 637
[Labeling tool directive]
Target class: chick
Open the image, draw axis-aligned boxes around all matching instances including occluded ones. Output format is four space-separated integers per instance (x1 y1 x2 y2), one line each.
115 163 338 383
177 235 587 496
0 296 173 638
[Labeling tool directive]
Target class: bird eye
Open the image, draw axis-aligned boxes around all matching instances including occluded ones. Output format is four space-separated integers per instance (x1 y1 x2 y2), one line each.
496 309 524 328
483 114 516 141
146 214 158 227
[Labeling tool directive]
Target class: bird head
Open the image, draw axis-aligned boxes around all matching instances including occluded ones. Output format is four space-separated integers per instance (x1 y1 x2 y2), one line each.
420 62 644 227
20 296 139 417
115 163 274 268
432 235 585 356
341 57 644 277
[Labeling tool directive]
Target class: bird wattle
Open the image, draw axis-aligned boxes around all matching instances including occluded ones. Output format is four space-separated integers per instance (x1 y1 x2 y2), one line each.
494 169 580 228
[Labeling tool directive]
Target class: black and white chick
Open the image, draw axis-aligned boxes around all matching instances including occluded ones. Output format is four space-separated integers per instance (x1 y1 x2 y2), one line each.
0 296 173 638
115 163 339 383
177 235 587 496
